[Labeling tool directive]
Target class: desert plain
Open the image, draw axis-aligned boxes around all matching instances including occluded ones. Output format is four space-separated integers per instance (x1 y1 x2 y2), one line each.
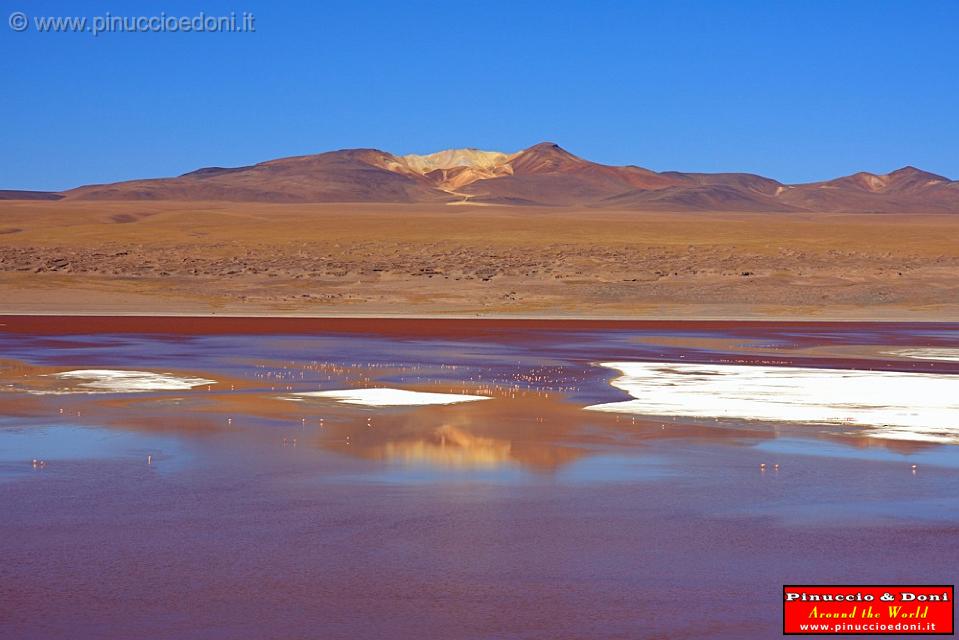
1 199 957 319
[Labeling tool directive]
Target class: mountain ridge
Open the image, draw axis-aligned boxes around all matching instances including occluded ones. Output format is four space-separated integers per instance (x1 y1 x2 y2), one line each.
4 143 956 212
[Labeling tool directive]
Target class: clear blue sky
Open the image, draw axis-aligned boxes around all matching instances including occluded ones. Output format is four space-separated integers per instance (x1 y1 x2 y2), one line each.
2 0 957 190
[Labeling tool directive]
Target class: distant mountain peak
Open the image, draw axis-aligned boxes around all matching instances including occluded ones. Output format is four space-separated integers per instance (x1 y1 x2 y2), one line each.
508 142 587 175
809 164 951 195
888 165 948 182
526 141 564 150
518 142 578 158
892 165 921 174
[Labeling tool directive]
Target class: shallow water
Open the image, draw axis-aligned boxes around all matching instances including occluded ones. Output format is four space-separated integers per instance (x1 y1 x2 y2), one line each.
1 318 958 639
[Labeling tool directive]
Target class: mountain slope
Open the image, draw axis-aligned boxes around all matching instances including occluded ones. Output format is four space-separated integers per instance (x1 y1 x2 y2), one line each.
458 143 687 205
66 149 451 203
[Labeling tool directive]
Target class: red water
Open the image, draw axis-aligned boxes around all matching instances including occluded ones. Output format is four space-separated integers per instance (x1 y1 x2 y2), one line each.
1 318 957 639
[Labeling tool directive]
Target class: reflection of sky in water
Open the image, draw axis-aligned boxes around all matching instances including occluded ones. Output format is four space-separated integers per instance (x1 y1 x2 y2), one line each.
0 423 189 469
755 437 959 468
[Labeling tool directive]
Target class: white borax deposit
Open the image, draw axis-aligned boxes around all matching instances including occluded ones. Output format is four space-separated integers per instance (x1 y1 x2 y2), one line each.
585 361 959 444
286 387 491 407
51 369 216 393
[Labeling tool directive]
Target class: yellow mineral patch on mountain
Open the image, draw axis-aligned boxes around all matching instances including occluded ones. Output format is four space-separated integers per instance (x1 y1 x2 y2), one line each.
400 148 515 173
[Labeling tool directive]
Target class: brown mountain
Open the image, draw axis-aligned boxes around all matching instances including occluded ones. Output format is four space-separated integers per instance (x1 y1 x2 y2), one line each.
457 143 684 205
11 143 956 212
778 167 958 213
66 149 451 204
0 190 64 201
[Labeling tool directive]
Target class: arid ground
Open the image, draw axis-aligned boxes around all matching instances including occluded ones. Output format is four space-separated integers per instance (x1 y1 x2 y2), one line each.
1 200 958 319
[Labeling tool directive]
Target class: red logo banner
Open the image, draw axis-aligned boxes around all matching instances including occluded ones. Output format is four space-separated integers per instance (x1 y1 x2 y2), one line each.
783 585 954 635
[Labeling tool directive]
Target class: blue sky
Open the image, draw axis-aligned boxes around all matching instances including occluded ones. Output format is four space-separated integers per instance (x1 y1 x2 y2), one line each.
2 0 957 190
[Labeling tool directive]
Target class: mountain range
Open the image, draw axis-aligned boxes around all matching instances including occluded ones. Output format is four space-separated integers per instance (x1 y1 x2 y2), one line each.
4 142 957 212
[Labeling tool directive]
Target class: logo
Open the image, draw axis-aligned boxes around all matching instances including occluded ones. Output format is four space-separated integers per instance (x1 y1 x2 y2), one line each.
784 585 954 635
